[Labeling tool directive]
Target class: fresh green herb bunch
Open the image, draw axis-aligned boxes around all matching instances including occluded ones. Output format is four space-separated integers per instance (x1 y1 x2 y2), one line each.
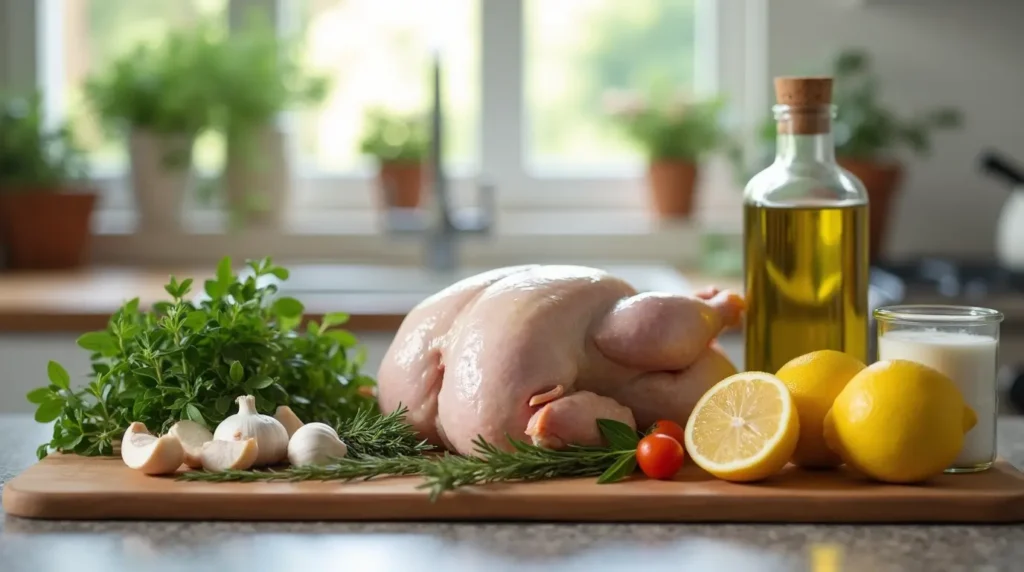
84 20 225 137
357 107 430 164
0 92 88 190
27 256 376 460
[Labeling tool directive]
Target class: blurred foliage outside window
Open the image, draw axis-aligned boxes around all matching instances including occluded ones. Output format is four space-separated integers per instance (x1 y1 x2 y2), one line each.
526 0 697 170
53 0 696 175
59 0 227 171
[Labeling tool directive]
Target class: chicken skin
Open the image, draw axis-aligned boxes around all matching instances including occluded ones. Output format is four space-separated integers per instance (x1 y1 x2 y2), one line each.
377 265 744 456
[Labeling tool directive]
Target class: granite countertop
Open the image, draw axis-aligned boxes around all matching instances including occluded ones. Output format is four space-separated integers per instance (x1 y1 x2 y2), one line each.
2 416 1024 571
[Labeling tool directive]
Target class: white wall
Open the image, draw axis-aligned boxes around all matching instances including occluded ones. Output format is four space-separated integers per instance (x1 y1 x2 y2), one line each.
767 0 1024 260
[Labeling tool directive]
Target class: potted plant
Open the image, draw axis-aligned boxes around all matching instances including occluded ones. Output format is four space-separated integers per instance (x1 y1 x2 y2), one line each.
358 108 430 209
84 22 222 233
211 15 329 228
605 90 734 219
830 49 962 261
0 93 94 269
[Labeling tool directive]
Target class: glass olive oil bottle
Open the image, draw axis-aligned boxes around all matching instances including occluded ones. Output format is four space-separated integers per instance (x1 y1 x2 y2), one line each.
743 77 869 373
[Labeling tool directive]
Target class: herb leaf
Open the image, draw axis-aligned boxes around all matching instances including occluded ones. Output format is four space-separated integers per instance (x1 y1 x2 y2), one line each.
229 361 244 383
598 418 640 450
46 361 70 390
321 312 350 330
26 387 54 404
34 399 64 423
76 332 117 354
596 453 637 484
244 375 275 391
272 297 304 318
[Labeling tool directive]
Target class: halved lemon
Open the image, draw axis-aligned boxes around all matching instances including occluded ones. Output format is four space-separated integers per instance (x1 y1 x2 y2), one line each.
683 371 800 482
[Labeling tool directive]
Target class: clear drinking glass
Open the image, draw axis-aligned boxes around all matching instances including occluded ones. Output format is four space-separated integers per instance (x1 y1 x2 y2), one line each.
874 305 1004 473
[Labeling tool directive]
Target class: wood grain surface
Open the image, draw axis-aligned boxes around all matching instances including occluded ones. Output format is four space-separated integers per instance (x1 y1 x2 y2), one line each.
6 454 1024 523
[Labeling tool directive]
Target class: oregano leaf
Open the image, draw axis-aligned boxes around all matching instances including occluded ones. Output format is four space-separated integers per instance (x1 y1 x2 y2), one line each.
321 312 350 330
185 403 205 424
229 361 244 383
272 297 304 318
35 399 64 423
47 361 71 390
244 375 275 391
27 387 55 404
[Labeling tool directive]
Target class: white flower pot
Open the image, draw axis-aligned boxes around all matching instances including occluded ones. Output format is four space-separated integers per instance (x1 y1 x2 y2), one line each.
128 129 195 233
224 125 289 229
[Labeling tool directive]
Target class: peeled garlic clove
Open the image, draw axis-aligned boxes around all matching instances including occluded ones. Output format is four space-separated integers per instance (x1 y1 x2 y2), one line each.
200 438 259 472
168 420 213 469
274 406 304 438
213 395 289 466
287 422 348 467
121 422 185 476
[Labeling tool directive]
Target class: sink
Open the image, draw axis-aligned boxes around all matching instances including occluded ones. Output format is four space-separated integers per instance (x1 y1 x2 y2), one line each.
272 263 698 296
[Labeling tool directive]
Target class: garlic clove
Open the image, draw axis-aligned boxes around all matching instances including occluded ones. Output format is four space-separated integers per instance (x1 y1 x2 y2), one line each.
200 438 259 472
287 422 348 467
274 406 304 438
213 395 289 466
168 420 214 469
121 422 186 476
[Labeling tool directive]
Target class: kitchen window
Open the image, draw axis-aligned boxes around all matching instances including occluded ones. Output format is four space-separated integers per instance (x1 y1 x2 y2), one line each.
1 0 765 263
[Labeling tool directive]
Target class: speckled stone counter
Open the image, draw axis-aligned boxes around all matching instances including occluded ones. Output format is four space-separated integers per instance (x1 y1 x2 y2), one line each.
3 415 1024 571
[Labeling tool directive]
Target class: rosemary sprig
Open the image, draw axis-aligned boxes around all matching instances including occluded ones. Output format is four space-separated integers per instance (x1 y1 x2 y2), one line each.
337 406 433 458
177 454 436 483
176 419 641 501
418 433 638 501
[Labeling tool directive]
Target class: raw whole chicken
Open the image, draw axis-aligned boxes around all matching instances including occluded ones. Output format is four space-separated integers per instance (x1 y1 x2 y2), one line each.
377 265 745 456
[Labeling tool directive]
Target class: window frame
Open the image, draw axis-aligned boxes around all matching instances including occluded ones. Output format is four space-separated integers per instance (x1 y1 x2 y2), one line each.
4 0 767 216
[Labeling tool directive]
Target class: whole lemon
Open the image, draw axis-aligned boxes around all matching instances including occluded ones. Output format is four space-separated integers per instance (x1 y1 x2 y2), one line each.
775 350 866 469
823 359 977 484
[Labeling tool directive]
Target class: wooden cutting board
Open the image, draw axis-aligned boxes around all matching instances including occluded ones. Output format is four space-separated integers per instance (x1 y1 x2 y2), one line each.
5 454 1024 523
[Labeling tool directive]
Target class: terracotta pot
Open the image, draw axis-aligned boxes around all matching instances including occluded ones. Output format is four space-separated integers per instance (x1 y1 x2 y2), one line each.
646 161 698 219
225 125 289 228
129 128 194 233
0 191 97 269
377 162 424 209
837 158 904 262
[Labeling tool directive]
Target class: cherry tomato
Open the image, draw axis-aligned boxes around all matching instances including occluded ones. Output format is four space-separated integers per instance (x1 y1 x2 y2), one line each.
648 420 686 445
636 434 685 480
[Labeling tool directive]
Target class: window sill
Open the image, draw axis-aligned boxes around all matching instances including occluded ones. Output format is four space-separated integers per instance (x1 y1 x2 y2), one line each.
89 208 740 267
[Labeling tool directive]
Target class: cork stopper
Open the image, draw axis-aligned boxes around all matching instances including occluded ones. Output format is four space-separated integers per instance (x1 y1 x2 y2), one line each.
773 76 833 135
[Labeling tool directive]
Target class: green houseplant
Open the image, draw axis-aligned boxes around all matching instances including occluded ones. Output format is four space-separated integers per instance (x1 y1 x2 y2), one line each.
605 90 734 219
358 107 430 209
830 49 962 260
84 21 223 233
0 92 95 269
211 14 329 227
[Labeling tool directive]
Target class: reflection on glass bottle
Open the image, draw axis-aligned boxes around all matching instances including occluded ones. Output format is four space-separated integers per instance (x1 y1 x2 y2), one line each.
743 77 869 373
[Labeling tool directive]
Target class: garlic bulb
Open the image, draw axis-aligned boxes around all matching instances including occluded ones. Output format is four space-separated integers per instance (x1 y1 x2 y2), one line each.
287 422 348 467
213 395 289 466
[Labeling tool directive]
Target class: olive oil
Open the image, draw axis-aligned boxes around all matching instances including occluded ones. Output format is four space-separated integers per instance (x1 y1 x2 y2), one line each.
743 202 869 373
743 76 870 373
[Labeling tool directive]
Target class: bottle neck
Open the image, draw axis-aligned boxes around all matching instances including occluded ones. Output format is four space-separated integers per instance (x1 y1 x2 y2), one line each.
774 107 836 165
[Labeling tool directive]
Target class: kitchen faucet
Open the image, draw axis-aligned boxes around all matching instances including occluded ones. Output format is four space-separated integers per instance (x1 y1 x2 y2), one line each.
382 51 494 273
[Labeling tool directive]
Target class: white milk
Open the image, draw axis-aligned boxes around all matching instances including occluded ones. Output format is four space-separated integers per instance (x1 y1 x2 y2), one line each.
877 329 997 468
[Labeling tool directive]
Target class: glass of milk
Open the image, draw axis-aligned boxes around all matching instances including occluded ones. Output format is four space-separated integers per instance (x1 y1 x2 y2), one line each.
874 305 1004 473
